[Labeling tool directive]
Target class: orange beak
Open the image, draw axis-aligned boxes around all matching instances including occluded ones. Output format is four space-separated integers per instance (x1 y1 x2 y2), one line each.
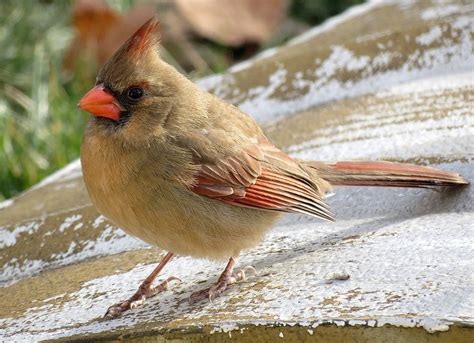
78 85 122 121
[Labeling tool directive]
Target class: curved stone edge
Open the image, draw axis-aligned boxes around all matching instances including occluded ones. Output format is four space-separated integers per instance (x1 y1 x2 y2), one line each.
56 322 474 343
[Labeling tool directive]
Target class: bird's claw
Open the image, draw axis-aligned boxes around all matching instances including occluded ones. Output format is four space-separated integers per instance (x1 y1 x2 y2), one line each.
189 265 256 304
103 276 181 319
230 265 257 283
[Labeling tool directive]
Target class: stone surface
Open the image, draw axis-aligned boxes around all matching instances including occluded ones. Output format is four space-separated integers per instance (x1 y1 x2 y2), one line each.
1 0 473 341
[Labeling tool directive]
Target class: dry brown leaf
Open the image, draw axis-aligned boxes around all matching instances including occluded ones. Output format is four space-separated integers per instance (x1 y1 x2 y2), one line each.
175 0 287 46
64 0 156 74
100 5 156 63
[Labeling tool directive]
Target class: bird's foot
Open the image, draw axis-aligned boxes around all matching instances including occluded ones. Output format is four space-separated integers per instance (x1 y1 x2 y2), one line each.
104 276 180 319
189 266 256 303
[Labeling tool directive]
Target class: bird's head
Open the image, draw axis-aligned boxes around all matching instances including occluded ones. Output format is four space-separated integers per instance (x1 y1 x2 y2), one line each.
79 17 180 139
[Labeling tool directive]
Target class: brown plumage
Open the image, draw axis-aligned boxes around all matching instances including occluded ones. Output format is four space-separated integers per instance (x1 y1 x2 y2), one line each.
79 18 468 318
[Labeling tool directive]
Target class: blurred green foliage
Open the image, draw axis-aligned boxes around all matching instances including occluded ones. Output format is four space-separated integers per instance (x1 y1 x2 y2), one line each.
0 0 364 200
0 0 92 200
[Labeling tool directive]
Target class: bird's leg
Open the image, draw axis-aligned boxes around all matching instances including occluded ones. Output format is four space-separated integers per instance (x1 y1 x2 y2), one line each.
189 257 256 303
104 251 179 319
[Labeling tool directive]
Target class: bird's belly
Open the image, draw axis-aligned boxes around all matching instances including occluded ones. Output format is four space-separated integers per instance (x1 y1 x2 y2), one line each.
93 182 281 260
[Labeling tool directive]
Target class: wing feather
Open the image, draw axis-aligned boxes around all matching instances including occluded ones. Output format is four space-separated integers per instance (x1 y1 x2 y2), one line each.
190 133 334 221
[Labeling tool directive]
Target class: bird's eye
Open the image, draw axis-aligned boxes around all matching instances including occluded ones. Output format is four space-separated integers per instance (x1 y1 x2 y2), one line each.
127 87 144 100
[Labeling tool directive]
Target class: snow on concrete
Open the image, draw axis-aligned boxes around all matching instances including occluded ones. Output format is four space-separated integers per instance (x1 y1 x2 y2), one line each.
416 26 443 45
287 71 474 162
198 3 474 124
29 158 82 192
420 3 471 21
225 0 393 73
241 28 472 123
1 202 472 340
288 0 389 46
0 220 42 249
0 199 13 210
0 216 147 287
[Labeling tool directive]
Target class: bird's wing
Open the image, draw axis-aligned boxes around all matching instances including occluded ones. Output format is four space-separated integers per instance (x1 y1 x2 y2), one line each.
179 130 334 221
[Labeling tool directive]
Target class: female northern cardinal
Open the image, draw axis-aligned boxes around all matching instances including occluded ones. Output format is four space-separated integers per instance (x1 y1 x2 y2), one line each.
79 18 468 318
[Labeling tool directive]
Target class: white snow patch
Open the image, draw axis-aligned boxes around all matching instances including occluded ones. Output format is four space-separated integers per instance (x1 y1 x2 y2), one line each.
0 221 41 249
284 73 473 178
372 51 393 68
228 59 255 74
51 241 77 259
239 24 473 124
92 215 106 228
0 199 14 210
316 46 369 77
452 16 473 30
416 26 443 45
196 73 227 91
58 214 82 233
227 46 281 74
210 323 239 334
289 107 473 162
43 293 67 303
1 221 147 287
375 71 474 97
29 159 82 192
289 1 390 46
421 4 462 21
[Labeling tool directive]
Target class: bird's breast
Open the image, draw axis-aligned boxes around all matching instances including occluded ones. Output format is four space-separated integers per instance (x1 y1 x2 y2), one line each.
80 132 280 260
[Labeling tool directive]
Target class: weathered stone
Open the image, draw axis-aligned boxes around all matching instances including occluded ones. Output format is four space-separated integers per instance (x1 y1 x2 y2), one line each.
1 0 473 341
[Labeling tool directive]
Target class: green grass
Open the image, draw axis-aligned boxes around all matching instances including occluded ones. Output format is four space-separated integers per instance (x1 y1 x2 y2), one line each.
0 1 92 200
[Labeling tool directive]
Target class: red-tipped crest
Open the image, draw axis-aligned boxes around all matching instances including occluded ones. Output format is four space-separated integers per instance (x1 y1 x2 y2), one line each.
125 17 161 57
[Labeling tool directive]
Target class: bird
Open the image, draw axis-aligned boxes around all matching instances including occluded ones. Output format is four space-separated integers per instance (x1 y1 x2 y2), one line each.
78 18 468 319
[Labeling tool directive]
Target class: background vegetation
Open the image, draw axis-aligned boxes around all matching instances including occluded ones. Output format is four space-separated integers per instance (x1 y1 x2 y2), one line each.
0 0 363 201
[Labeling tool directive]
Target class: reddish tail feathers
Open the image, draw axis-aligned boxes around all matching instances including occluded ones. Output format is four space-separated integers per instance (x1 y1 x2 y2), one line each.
308 161 469 188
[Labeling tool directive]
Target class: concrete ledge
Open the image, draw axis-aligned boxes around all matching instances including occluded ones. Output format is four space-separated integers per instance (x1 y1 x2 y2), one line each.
61 323 473 343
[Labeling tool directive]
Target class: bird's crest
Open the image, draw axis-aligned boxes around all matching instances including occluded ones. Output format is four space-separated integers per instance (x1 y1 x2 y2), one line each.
124 17 161 59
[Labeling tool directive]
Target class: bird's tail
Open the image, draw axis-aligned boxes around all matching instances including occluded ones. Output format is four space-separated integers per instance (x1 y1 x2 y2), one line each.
306 160 469 188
